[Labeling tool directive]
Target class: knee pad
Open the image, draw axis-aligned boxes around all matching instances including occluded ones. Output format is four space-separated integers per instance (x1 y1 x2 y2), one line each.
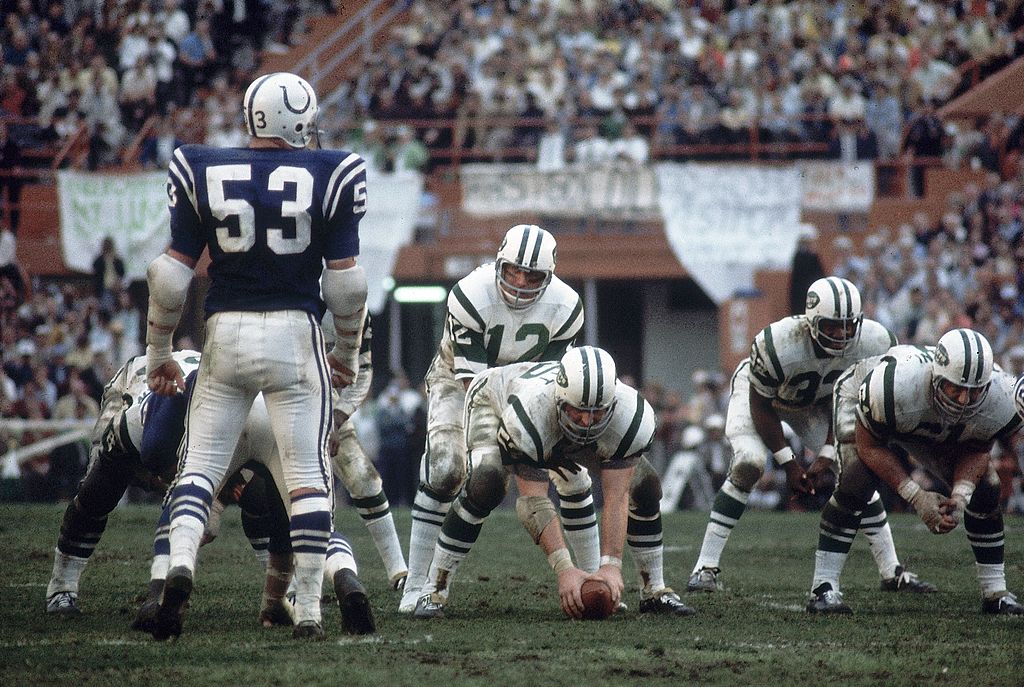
423 425 467 497
728 456 764 493
464 461 507 513
629 460 662 516
516 495 558 544
331 425 382 498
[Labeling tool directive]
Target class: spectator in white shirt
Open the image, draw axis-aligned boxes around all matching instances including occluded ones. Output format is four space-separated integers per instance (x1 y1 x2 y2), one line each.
572 123 612 165
536 118 567 171
611 120 649 165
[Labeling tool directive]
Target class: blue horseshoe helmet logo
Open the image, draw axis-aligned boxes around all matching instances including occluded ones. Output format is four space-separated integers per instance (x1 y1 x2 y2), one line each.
280 81 312 114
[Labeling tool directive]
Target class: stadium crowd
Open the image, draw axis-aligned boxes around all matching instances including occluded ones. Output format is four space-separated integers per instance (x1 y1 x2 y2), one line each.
1 0 1024 514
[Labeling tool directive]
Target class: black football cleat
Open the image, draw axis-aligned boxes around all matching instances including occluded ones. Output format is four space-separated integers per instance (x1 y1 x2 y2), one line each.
152 566 192 641
334 569 376 635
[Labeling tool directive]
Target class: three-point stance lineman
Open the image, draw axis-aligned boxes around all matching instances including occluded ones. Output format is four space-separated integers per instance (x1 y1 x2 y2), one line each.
807 330 1024 614
414 346 694 619
689 277 934 595
145 72 368 640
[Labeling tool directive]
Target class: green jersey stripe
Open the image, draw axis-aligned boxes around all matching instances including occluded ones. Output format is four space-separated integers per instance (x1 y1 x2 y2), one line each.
510 395 545 462
451 284 485 330
610 390 645 461
761 327 785 384
552 297 584 339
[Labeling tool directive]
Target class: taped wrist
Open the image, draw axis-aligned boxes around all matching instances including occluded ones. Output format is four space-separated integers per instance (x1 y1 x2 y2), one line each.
817 444 836 461
599 555 622 569
951 479 974 505
773 447 796 466
897 478 921 504
548 548 573 574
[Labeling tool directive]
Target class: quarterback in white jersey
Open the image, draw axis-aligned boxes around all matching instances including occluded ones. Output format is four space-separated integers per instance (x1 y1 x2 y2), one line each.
414 347 694 619
689 277 934 595
403 224 596 612
808 329 1024 614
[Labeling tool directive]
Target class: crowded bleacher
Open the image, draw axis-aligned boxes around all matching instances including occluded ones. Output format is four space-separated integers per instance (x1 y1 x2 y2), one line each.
2 0 1024 512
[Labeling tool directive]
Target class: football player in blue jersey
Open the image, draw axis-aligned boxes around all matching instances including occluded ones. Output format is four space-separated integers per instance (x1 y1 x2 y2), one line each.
144 72 368 640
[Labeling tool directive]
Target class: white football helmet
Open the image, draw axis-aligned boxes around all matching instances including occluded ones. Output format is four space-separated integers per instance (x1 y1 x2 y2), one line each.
242 72 319 148
1013 375 1024 420
931 328 993 421
805 276 863 356
495 224 556 309
555 346 617 444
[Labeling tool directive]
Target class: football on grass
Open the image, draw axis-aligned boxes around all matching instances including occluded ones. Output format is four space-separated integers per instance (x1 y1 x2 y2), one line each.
580 578 614 620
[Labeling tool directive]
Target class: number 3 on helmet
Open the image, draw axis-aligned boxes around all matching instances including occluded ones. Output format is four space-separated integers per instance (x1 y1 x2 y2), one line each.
242 72 319 148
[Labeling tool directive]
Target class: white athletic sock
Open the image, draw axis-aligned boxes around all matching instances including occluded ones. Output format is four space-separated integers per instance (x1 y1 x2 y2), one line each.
166 474 215 572
631 544 665 596
324 532 358 581
150 554 170 581
976 563 1007 597
421 544 465 602
860 493 899 579
365 513 408 582
406 489 452 594
289 494 331 624
693 481 748 572
46 548 88 597
559 490 600 573
811 550 848 593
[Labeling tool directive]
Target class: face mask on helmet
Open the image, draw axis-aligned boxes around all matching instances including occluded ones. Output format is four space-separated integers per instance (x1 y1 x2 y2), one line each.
242 72 319 148
805 276 863 356
931 328 993 422
555 346 617 444
495 224 556 309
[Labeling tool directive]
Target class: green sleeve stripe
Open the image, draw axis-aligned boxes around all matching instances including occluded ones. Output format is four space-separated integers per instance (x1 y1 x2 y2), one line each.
451 284 485 330
510 395 544 462
881 363 897 429
761 327 785 383
887 328 898 347
552 297 584 340
610 390 646 462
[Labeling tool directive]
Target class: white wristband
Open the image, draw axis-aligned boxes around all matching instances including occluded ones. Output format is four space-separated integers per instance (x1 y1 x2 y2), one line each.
548 548 573 573
951 479 975 503
773 447 796 466
897 478 921 503
599 555 622 569
817 444 836 461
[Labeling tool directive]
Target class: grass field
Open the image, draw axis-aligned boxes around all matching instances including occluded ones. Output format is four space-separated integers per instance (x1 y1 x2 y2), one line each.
2 503 1023 687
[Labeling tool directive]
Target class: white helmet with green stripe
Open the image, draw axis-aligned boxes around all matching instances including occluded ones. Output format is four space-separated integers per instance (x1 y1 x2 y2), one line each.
805 276 863 356
555 346 617 444
495 224 556 310
932 328 993 421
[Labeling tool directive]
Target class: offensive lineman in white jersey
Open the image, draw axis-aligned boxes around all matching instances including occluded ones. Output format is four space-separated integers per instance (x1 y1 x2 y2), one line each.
807 329 1024 614
402 224 598 612
689 277 935 594
414 347 694 619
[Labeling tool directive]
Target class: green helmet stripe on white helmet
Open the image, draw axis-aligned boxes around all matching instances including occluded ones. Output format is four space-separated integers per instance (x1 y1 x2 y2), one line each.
556 346 617 444
495 224 556 309
932 328 993 421
805 276 863 356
